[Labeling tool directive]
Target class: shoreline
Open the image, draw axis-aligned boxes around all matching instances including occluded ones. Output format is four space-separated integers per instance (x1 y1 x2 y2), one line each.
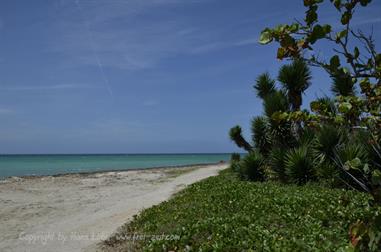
0 161 227 182
0 163 228 252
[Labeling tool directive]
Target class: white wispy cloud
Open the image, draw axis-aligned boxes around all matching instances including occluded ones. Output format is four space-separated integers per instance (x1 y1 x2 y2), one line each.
143 100 159 107
0 108 14 114
0 84 101 91
233 37 259 46
45 0 258 71
190 37 259 54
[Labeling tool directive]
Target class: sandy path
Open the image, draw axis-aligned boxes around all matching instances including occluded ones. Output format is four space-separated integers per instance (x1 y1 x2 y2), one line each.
0 163 227 252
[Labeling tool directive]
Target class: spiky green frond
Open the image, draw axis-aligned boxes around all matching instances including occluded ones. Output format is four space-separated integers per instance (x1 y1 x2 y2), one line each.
263 90 289 118
278 59 312 111
315 124 342 159
314 96 337 115
229 125 252 152
285 145 316 185
335 142 369 165
253 72 276 99
331 72 356 96
251 116 271 155
268 120 296 149
298 127 316 146
239 151 265 181
269 147 288 182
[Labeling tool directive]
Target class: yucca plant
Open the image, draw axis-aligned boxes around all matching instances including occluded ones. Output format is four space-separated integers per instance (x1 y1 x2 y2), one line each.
268 118 296 149
298 127 316 146
331 71 356 96
253 72 276 99
262 89 293 148
278 59 312 112
251 116 271 156
333 141 370 191
229 125 252 152
315 161 341 187
285 145 316 185
263 90 289 118
349 129 381 169
316 96 337 116
239 151 266 181
269 147 288 183
332 130 381 206
314 124 342 160
335 142 369 165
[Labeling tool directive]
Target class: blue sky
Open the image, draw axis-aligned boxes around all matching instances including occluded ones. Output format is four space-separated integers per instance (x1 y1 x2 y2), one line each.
0 0 380 154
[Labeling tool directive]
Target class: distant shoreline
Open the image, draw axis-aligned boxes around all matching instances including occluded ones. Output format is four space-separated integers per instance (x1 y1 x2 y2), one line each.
0 153 236 156
1 161 228 181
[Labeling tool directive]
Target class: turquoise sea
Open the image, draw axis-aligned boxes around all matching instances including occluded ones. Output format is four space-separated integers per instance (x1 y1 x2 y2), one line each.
0 154 230 179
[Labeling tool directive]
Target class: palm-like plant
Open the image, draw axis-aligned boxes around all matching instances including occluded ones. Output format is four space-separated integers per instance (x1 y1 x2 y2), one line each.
335 141 369 165
331 72 356 96
263 90 289 118
298 127 316 146
239 151 265 181
269 147 288 182
285 145 316 185
262 90 294 147
315 124 342 160
229 125 252 152
314 96 337 116
253 72 276 99
278 59 312 111
251 116 271 155
333 142 370 191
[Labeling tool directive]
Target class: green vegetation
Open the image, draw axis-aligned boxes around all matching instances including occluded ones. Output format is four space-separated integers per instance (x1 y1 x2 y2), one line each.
103 169 376 251
228 0 381 250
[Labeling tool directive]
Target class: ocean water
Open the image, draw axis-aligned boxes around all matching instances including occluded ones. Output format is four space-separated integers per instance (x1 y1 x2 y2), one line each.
0 154 230 179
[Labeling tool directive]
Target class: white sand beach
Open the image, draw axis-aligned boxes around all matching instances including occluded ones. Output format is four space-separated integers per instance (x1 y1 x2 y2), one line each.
0 163 227 252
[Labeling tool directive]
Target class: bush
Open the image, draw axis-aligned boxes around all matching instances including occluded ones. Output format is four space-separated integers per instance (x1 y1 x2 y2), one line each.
251 116 271 155
285 145 316 185
263 90 289 118
335 142 369 166
230 160 241 173
315 161 341 187
239 151 265 181
297 127 316 146
230 153 241 162
269 147 288 183
315 124 342 159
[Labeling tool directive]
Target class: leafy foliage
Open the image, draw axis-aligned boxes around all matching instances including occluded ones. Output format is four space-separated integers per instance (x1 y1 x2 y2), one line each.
268 147 288 183
228 0 381 250
263 90 289 118
335 142 369 167
259 0 381 138
103 170 377 251
229 125 252 152
253 72 276 99
238 151 265 181
331 71 356 96
285 145 316 185
278 59 312 111
313 96 337 116
251 116 271 155
315 124 342 159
